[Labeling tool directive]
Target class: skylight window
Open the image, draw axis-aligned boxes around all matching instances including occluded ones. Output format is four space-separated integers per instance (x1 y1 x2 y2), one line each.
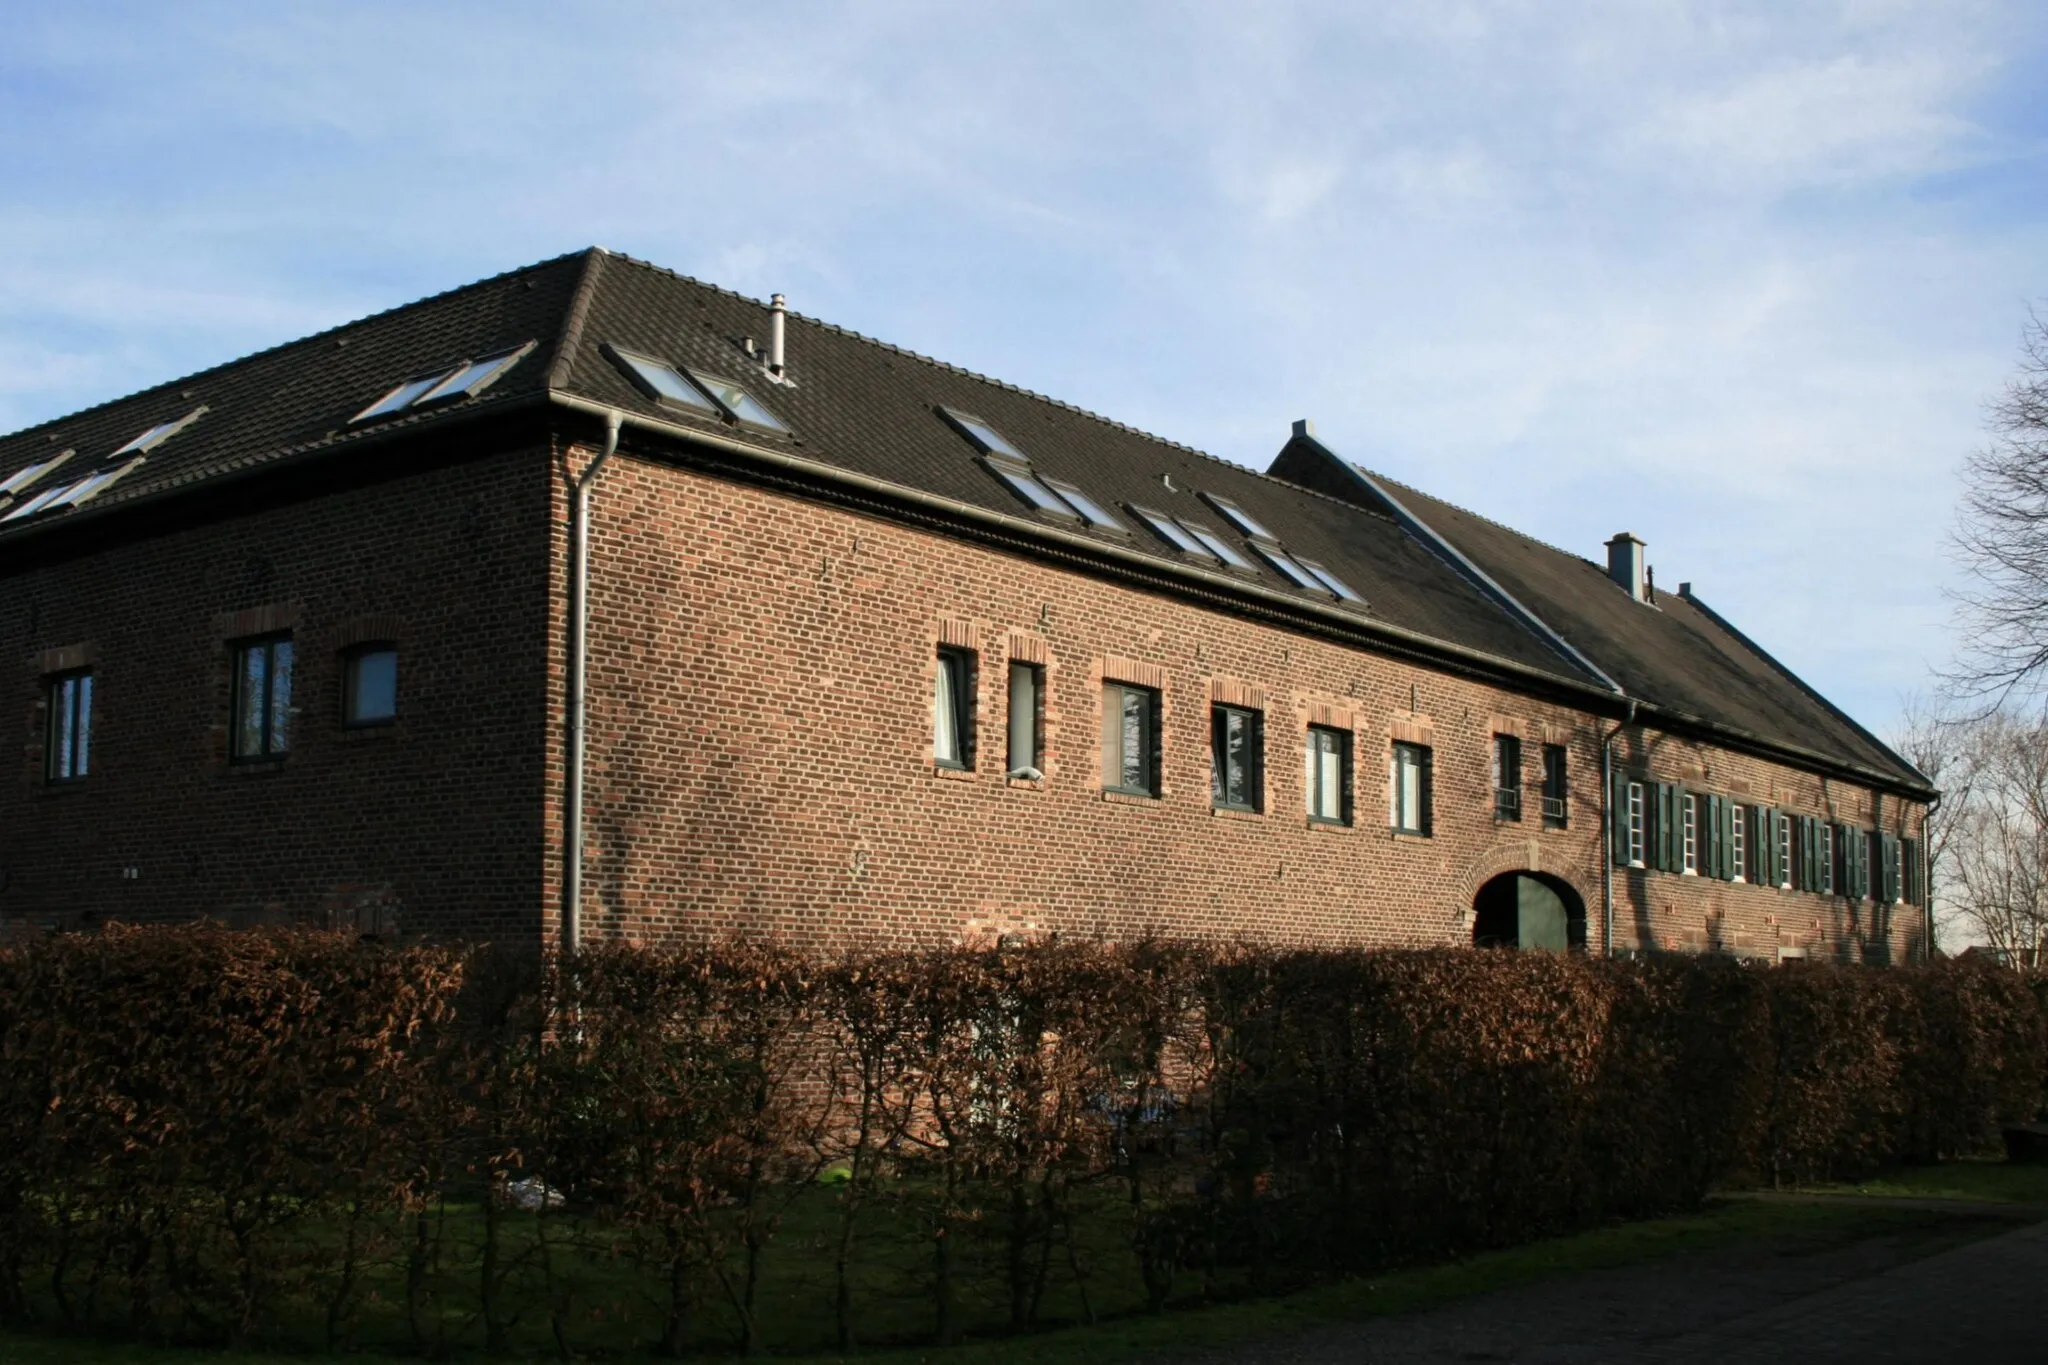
0 450 72 497
986 458 1076 518
353 371 458 423
1132 506 1216 560
938 408 1029 461
113 407 205 456
1253 542 1334 595
606 345 721 415
415 349 528 405
685 369 790 432
1297 558 1366 605
1041 478 1128 533
351 345 531 424
2 457 146 524
1180 522 1258 572
1200 493 1276 543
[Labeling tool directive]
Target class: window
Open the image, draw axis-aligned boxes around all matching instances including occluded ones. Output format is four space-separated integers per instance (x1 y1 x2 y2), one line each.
1306 725 1351 824
1820 823 1835 894
1199 493 1276 542
987 458 1077 517
1627 780 1646 867
1181 522 1259 571
1492 734 1522 821
344 647 398 726
1541 744 1568 827
1777 815 1793 890
352 351 524 424
1132 506 1215 559
1 451 72 498
2 457 146 523
231 636 294 760
606 345 722 416
45 670 91 782
1297 559 1367 604
1006 661 1043 778
1251 542 1335 594
1040 479 1128 533
934 647 975 770
1682 794 1698 874
683 369 790 432
112 407 205 456
1730 804 1747 882
938 408 1030 461
1391 741 1432 835
1101 683 1160 796
1211 704 1262 812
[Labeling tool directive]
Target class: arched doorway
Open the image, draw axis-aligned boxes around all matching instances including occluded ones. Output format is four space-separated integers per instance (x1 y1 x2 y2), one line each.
1472 871 1587 952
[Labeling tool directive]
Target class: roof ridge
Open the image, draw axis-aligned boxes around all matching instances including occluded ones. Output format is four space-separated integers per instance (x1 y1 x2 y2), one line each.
0 249 596 445
596 250 1328 497
546 247 609 390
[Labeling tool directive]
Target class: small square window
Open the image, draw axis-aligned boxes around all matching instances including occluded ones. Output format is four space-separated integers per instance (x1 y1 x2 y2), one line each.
1181 522 1259 572
1007 660 1044 778
1101 682 1160 797
1252 542 1334 595
46 670 92 782
934 646 975 769
986 458 1077 518
1040 478 1128 534
344 647 398 726
1392 741 1432 835
1211 704 1263 812
938 408 1030 461
1306 725 1351 824
1198 493 1277 543
232 635 294 761
1131 506 1215 560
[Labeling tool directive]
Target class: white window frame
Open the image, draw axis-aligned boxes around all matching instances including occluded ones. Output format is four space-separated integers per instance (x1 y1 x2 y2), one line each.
1626 780 1646 867
1778 815 1794 890
1731 803 1747 883
1682 793 1698 874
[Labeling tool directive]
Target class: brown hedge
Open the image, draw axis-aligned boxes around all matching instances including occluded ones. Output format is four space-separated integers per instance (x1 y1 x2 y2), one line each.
0 926 2040 1352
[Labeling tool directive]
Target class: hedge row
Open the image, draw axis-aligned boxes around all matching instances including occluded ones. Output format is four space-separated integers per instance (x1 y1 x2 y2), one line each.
0 926 2041 1353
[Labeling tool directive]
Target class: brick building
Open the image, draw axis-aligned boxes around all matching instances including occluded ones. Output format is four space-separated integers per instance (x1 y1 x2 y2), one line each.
0 249 1933 960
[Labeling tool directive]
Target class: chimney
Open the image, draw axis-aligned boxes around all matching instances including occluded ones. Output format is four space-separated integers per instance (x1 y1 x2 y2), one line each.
768 293 787 376
1292 418 1315 439
1606 532 1646 601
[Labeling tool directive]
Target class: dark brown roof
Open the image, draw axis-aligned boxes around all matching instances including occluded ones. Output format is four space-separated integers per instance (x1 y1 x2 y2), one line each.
0 246 1927 794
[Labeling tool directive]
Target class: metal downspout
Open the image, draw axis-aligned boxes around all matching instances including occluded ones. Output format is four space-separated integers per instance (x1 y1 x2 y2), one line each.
1601 699 1638 957
562 410 622 958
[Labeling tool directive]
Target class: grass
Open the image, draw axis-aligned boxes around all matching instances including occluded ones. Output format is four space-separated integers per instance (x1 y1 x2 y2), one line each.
1 1187 2024 1365
1793 1156 2048 1207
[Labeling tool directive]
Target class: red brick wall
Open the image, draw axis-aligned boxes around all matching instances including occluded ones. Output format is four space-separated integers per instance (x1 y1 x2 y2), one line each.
554 442 1927 961
0 441 555 941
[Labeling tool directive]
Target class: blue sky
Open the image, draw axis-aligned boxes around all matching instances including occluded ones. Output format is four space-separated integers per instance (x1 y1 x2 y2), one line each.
5 1 2047 740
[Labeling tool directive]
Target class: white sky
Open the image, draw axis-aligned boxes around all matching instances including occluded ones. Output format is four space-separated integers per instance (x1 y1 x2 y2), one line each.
4 1 2046 739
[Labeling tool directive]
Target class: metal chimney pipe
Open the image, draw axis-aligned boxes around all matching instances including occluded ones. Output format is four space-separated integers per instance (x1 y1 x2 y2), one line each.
769 293 786 376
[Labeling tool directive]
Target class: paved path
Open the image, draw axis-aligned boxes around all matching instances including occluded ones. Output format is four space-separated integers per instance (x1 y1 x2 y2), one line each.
1184 1208 2048 1364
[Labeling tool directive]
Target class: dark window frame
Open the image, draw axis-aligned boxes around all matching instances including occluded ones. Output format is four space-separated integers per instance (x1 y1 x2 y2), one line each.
1210 703 1264 812
1493 733 1523 822
1006 660 1044 777
1306 724 1353 825
342 644 399 728
230 634 295 762
45 668 92 783
1540 743 1568 828
934 646 976 771
1391 740 1433 836
1102 682 1161 798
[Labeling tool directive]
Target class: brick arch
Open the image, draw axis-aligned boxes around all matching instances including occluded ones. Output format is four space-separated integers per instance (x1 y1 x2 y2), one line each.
1446 836 1592 940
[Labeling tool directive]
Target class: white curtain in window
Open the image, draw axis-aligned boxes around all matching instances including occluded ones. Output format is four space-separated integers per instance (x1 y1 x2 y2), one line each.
934 659 961 764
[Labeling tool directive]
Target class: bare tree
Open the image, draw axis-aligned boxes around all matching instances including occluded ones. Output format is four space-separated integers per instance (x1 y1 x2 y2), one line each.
1932 710 2048 963
1954 308 2048 701
1893 693 1980 953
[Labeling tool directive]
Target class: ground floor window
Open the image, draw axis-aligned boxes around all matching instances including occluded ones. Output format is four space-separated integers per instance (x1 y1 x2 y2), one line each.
232 636 293 760
46 670 92 781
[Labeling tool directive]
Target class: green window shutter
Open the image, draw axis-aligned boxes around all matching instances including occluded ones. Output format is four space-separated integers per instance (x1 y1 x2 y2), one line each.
1418 747 1434 837
1654 782 1674 872
1611 767 1630 866
1704 795 1722 880
1802 817 1818 892
1903 837 1921 906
